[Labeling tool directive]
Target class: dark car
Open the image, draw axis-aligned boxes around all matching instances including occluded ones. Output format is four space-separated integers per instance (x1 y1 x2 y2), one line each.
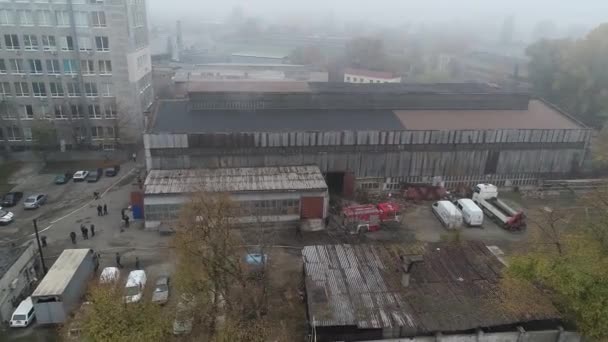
104 165 120 177
2 192 23 207
54 171 73 185
86 168 103 183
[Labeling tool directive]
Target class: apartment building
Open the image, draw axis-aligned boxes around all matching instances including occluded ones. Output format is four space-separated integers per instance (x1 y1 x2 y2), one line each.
0 0 153 152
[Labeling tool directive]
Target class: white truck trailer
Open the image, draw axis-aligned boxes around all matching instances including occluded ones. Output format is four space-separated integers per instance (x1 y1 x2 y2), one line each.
472 184 526 231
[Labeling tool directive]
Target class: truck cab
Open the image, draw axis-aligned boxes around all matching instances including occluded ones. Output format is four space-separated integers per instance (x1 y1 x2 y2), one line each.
472 183 498 201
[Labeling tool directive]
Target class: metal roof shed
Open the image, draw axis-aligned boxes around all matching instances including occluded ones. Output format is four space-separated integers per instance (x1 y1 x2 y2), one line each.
32 249 95 324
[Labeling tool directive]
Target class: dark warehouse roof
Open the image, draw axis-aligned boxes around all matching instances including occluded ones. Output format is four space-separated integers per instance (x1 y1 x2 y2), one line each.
302 241 559 334
150 100 405 133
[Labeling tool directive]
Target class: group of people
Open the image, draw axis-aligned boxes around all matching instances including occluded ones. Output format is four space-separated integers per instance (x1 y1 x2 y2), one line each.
97 203 108 216
70 224 96 244
114 252 140 270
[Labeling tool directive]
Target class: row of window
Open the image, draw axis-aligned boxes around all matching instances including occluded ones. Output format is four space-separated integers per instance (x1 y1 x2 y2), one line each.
0 102 117 120
0 9 106 27
0 57 111 75
2 34 109 51
0 124 115 142
0 81 113 97
345 76 392 84
0 0 104 4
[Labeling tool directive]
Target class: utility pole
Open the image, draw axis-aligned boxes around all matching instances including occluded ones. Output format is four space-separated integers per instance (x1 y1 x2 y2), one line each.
33 219 47 275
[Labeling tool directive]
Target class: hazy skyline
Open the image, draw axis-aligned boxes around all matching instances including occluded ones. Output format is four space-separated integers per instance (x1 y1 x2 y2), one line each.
148 0 608 29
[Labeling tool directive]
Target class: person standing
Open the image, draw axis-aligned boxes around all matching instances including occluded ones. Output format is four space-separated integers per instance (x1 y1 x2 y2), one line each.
120 208 126 220
132 152 137 162
115 252 123 268
40 235 47 247
83 227 89 240
135 256 140 270
97 205 102 216
124 215 130 227
70 231 77 244
103 204 108 216
90 224 95 237
80 225 86 239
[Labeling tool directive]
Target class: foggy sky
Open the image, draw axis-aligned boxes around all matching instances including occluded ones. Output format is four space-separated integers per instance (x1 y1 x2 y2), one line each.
148 0 608 28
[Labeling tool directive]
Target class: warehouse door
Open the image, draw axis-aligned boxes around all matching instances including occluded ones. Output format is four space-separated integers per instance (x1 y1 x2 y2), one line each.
300 197 324 219
484 151 500 174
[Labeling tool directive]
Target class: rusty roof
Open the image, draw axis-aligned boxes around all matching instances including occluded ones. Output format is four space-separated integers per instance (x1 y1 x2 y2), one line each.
394 99 583 130
187 81 311 93
145 166 327 195
302 241 559 334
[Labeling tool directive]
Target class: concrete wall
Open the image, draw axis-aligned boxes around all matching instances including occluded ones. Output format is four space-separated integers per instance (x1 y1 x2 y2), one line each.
361 328 581 342
0 243 38 323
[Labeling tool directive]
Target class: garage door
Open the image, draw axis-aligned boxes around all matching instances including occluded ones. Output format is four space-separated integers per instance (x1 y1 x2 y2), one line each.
300 197 324 219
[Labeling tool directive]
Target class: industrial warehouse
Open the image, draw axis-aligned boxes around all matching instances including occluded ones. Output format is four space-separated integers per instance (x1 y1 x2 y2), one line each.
144 82 589 203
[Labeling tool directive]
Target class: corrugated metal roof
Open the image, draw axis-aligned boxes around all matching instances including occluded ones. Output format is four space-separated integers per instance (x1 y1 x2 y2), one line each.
32 249 92 297
145 166 328 195
302 241 559 334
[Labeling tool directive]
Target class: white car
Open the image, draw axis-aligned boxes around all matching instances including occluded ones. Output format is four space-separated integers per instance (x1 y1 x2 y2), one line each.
99 267 120 284
0 209 14 225
73 170 89 182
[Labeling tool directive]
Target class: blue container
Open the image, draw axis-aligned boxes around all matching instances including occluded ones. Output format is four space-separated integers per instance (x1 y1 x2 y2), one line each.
132 205 143 219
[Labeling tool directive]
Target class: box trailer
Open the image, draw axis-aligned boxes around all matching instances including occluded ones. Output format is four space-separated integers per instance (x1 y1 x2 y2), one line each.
31 249 95 324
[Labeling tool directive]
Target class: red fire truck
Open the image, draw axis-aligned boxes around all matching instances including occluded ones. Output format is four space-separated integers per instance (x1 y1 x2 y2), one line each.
341 202 400 233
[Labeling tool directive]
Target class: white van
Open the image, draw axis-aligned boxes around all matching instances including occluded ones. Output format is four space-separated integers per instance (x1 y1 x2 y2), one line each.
455 198 484 227
124 270 147 303
99 267 120 284
432 201 463 229
10 297 35 328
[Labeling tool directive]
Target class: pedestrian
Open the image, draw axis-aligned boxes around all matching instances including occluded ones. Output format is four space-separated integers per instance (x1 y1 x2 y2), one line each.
90 224 95 237
295 222 302 238
40 235 47 247
93 191 99 200
124 215 130 228
97 204 102 216
70 231 77 244
94 253 100 272
115 252 123 268
135 256 140 270
132 152 137 162
80 224 86 238
103 204 108 216
83 227 89 240
120 208 126 220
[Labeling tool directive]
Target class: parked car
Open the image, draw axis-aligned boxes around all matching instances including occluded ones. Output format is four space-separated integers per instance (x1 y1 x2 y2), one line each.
73 171 89 182
173 293 195 335
86 168 102 183
9 297 35 328
54 171 73 185
2 192 23 207
124 270 147 304
99 267 120 284
105 165 120 177
0 209 15 225
431 200 463 230
151 276 170 305
24 194 47 210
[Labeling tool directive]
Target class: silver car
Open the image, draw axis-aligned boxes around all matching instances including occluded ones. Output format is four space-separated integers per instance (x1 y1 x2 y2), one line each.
24 194 47 210
151 276 170 305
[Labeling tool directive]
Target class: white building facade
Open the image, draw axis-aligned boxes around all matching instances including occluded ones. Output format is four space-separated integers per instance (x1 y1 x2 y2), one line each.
0 0 153 152
344 68 401 84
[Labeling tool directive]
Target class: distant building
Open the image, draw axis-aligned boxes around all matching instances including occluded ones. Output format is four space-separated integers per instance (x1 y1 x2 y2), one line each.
230 51 290 64
344 68 401 84
302 241 578 342
0 242 39 324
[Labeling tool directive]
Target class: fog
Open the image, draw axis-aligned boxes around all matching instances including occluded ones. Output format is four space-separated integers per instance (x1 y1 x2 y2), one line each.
148 0 608 31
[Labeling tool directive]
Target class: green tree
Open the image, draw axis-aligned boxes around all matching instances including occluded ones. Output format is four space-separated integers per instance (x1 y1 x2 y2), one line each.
505 200 608 339
527 23 608 127
79 284 170 342
344 37 389 71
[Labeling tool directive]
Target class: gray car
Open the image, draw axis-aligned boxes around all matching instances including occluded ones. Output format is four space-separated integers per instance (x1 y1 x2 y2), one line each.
151 276 170 305
23 194 47 210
